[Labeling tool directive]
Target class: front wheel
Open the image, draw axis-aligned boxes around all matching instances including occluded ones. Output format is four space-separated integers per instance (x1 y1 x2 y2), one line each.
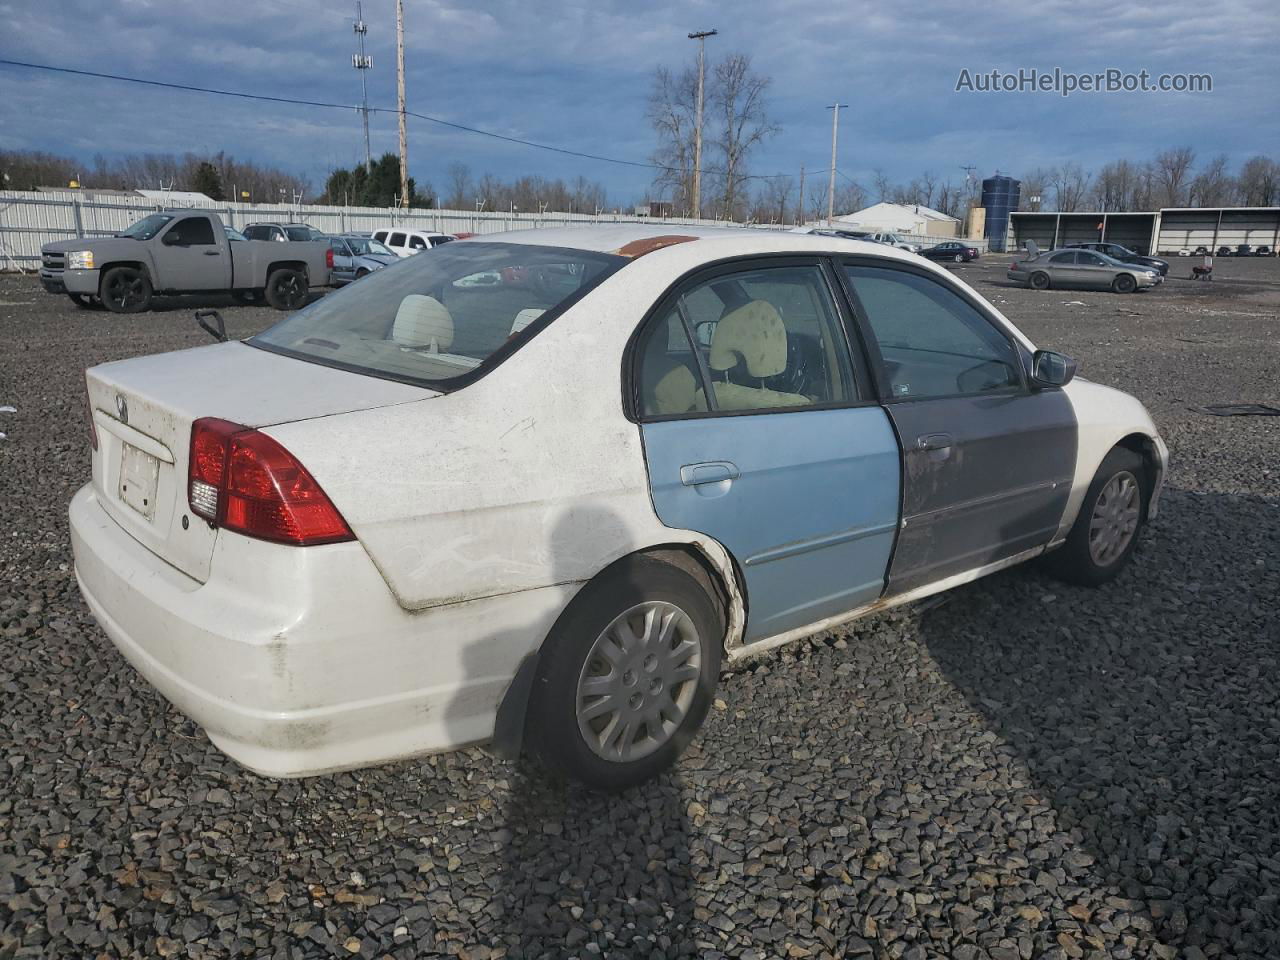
264 269 308 310
1029 271 1051 290
527 556 723 790
1045 447 1146 586
100 266 153 313
1112 274 1137 294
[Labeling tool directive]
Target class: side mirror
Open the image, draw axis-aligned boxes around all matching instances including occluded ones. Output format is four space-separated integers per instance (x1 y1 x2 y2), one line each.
161 231 183 246
1032 349 1077 388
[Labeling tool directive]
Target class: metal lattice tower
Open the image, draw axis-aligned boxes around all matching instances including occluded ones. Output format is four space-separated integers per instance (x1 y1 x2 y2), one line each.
352 2 372 173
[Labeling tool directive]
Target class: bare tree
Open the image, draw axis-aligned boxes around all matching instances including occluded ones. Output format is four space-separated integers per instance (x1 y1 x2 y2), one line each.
647 52 776 220
1238 156 1280 207
834 179 867 217
711 53 777 220
646 65 699 215
872 168 894 202
1091 160 1138 211
753 175 794 223
1050 163 1091 211
1018 168 1051 210
1189 154 1235 207
934 180 962 219
1153 147 1196 206
445 163 472 209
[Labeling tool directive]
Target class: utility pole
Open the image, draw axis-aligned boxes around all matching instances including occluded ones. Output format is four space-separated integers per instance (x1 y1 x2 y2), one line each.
396 0 409 207
688 29 717 221
352 2 373 172
826 103 846 225
797 164 806 225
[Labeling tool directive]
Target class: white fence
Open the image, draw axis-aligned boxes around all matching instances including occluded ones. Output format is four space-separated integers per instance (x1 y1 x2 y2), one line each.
0 191 749 270
0 190 983 269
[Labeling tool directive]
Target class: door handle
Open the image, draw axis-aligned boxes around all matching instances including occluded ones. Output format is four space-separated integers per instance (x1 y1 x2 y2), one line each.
916 432 953 452
680 461 739 486
203 250 221 256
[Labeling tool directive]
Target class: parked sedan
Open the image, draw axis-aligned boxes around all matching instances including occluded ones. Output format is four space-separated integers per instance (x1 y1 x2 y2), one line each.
71 227 1166 789
328 235 399 285
1255 245 1274 257
1065 242 1169 276
921 241 980 263
1008 248 1163 293
1217 246 1234 257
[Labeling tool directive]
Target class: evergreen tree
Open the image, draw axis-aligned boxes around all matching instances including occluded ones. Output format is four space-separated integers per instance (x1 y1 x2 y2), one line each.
189 161 225 200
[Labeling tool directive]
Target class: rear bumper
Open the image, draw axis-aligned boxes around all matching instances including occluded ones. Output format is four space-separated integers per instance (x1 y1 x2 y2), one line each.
69 484 575 776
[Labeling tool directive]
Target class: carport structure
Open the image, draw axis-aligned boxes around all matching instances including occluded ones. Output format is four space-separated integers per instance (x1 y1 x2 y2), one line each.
1008 212 1158 254
1009 207 1280 256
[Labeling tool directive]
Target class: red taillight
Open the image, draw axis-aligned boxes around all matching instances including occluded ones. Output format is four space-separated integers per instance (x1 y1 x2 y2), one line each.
84 373 98 450
187 418 353 546
326 248 334 270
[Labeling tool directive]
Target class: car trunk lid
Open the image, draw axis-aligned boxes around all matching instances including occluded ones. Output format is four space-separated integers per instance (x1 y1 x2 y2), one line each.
85 340 434 582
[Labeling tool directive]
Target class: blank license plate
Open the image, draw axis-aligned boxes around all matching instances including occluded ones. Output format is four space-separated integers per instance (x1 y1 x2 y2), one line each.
118 443 160 520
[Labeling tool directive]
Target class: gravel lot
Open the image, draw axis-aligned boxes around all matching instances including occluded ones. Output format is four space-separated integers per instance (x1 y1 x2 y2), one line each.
1 253 1278 959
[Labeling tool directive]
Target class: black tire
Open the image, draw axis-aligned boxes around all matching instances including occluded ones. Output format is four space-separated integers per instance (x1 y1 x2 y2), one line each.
68 293 104 310
264 269 308 310
99 266 153 313
354 268 370 280
1029 271 1051 290
953 253 964 263
527 555 723 790
230 290 260 305
1112 273 1137 294
1045 447 1147 586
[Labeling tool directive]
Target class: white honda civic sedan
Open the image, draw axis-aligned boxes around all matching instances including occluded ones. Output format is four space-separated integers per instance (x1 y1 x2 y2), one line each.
71 226 1167 789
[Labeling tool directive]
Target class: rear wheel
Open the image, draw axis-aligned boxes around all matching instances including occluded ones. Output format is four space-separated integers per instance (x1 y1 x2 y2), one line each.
1112 274 1137 294
953 253 964 262
264 269 307 310
1029 271 1051 290
527 556 723 790
1046 447 1146 586
100 266 152 313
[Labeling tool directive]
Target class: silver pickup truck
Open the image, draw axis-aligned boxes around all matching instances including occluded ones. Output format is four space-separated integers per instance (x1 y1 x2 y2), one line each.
39 210 332 313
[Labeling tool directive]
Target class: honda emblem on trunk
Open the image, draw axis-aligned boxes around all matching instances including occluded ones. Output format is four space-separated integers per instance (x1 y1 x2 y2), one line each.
115 394 128 424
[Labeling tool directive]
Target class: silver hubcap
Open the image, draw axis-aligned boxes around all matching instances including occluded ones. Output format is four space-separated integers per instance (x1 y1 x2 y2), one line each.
1089 471 1140 566
576 601 702 763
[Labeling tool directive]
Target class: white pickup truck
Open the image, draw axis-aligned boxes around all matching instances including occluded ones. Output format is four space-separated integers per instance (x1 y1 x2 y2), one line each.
39 210 333 313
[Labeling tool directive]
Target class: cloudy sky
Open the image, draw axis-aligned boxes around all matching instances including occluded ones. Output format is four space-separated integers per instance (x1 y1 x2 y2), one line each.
1 0 1277 204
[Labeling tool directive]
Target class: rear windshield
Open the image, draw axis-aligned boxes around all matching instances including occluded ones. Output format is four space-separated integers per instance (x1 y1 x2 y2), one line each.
118 214 174 240
250 242 624 389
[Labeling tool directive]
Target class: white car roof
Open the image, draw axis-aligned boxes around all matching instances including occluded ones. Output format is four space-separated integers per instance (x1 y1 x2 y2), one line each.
459 224 928 265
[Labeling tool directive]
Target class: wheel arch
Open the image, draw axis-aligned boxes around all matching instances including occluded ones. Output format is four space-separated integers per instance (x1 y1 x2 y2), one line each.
266 259 309 282
1115 431 1163 519
490 536 747 760
97 260 152 292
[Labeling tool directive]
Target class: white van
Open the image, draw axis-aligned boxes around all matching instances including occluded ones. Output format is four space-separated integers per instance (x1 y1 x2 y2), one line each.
371 228 457 257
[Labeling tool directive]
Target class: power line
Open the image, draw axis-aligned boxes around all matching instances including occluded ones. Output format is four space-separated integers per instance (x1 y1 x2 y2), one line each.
0 57 818 183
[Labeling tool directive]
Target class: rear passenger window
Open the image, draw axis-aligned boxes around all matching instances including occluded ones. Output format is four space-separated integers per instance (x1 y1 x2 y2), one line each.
409 235 428 250
636 264 855 417
844 265 1022 400
389 233 406 247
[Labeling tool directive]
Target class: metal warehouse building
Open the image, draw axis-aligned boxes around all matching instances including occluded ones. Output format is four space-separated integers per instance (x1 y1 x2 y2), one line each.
1009 207 1280 255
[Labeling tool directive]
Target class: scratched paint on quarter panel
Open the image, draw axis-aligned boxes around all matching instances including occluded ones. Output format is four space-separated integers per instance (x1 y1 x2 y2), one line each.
883 389 1077 595
641 407 901 642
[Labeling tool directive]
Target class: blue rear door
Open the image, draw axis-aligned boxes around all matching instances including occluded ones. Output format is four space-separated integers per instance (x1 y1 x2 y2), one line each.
633 259 901 643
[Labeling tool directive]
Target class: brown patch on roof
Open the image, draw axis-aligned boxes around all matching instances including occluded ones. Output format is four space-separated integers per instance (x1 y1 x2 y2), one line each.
613 235 700 258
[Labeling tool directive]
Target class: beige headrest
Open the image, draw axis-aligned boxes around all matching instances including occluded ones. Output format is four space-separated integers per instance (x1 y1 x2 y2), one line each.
709 300 787 377
393 295 454 351
652 365 698 414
